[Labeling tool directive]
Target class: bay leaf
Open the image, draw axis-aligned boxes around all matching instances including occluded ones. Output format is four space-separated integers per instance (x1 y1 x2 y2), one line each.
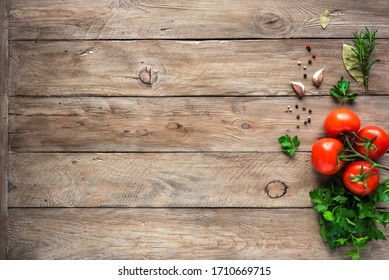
342 44 364 86
320 9 330 29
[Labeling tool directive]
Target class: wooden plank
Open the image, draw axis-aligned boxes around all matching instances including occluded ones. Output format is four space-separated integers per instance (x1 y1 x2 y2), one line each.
0 0 9 260
8 153 389 208
8 0 389 40
8 96 389 152
7 152 320 208
7 208 389 259
9 40 389 97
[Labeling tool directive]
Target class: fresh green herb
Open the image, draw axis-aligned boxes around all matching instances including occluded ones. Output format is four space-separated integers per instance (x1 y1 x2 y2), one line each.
342 44 364 86
310 178 389 260
278 134 300 157
330 76 358 103
351 27 380 89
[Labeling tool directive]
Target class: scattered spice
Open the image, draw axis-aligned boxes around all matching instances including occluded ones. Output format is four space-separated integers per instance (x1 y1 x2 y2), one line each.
303 107 306 111
309 109 312 114
304 73 307 79
308 59 312 65
306 43 311 50
303 66 307 70
312 54 316 59
298 61 301 65
295 104 299 109
304 121 308 125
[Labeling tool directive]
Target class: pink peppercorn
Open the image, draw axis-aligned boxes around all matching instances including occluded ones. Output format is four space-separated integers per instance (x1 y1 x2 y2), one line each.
312 54 317 59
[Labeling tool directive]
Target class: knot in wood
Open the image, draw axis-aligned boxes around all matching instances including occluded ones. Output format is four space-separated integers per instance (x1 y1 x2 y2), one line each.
241 122 251 129
167 122 182 129
252 10 292 36
264 180 288 199
139 67 158 87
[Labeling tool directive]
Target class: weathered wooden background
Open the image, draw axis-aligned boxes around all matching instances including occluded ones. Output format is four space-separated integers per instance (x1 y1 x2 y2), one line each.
1 0 389 259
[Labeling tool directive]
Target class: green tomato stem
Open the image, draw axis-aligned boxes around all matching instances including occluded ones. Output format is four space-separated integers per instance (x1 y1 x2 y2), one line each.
340 135 389 173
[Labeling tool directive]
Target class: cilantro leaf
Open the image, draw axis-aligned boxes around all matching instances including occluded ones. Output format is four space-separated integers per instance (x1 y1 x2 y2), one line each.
330 76 358 103
278 134 300 157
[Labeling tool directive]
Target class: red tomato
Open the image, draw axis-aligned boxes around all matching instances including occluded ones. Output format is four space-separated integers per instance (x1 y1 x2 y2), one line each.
342 161 380 196
324 108 361 137
355 125 389 160
311 138 345 175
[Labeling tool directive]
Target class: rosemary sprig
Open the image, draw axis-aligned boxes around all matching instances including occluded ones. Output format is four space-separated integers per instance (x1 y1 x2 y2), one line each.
351 27 380 90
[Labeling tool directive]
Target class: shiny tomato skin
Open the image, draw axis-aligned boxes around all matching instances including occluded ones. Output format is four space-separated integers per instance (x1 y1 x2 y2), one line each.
355 125 389 160
324 108 361 137
342 161 380 196
311 138 345 175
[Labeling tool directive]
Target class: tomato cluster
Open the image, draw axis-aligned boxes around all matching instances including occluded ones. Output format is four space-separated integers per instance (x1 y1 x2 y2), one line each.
311 108 389 196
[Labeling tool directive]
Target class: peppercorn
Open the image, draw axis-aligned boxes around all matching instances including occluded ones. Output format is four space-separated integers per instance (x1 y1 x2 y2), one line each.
303 73 307 79
296 115 300 120
295 104 298 109
304 121 308 125
303 107 306 111
312 54 316 59
308 59 312 65
309 109 312 114
306 43 311 49
296 125 300 129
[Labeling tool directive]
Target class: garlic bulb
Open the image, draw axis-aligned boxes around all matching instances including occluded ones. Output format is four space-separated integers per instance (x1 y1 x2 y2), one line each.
290 81 305 98
312 67 325 87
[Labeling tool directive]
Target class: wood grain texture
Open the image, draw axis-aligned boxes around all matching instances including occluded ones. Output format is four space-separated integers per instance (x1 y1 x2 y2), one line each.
7 208 389 260
8 153 389 208
9 40 389 97
9 96 389 152
0 0 9 260
8 0 389 40
7 152 322 208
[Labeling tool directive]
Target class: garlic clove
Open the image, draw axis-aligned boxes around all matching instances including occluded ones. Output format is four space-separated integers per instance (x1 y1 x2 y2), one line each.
312 67 325 87
290 81 305 98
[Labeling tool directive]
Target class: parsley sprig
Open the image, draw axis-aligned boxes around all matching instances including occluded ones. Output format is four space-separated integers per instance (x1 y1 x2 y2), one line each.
278 134 300 157
310 178 389 260
330 76 357 103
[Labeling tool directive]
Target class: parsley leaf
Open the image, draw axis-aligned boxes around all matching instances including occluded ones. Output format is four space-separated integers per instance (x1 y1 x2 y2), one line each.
330 76 358 103
310 178 389 259
278 134 300 157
